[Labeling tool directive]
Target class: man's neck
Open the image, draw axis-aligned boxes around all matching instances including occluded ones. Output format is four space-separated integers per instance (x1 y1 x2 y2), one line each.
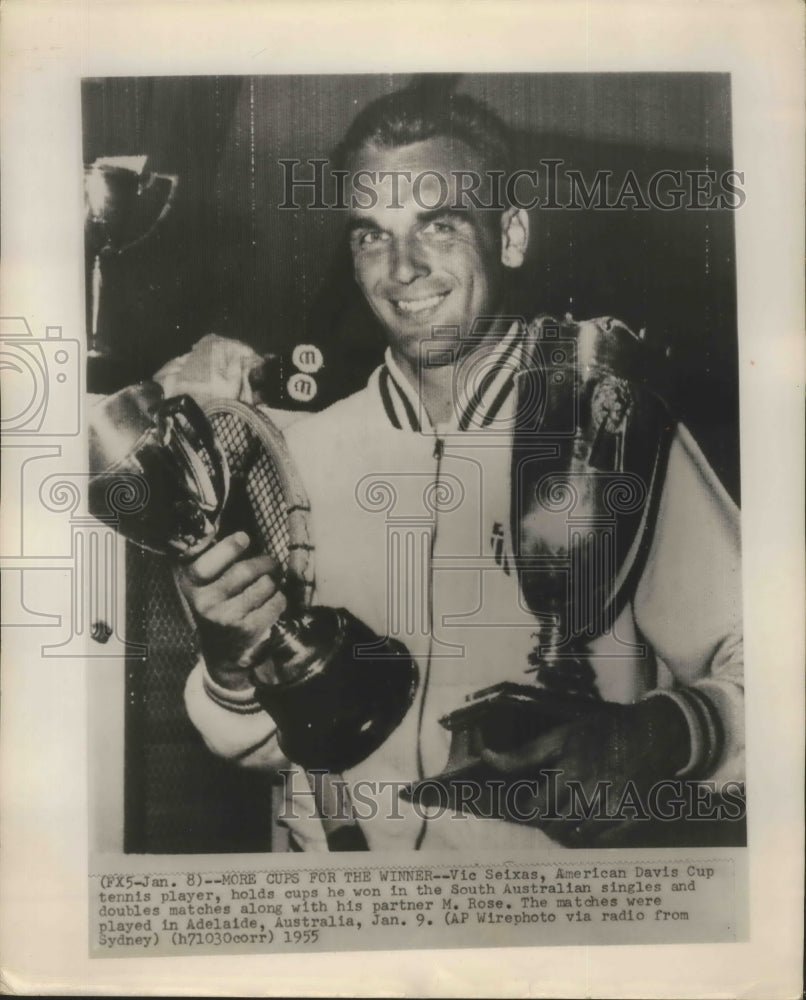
389 351 450 427
390 329 502 428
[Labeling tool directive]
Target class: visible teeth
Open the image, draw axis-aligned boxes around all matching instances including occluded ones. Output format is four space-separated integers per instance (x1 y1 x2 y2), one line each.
395 295 443 314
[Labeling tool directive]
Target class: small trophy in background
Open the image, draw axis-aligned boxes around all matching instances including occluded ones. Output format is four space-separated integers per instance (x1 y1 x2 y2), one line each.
84 156 178 392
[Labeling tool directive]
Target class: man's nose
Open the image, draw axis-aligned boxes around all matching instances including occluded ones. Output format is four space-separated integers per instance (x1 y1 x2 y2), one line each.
390 235 429 285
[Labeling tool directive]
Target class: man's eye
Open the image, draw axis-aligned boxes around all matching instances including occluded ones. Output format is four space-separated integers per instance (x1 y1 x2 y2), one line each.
356 230 388 247
422 220 455 236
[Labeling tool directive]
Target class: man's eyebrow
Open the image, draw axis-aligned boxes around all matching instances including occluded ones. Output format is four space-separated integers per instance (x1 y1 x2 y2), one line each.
347 216 382 235
347 208 470 235
416 207 471 226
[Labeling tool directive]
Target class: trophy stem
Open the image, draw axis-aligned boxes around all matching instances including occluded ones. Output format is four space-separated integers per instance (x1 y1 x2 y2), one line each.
525 620 563 673
526 621 602 700
88 254 109 358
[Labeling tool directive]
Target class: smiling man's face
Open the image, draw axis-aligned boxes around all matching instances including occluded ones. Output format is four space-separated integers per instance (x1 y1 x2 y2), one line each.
347 137 508 370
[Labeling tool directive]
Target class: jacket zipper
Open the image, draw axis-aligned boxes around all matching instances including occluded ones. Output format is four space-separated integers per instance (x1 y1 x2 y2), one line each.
413 433 445 849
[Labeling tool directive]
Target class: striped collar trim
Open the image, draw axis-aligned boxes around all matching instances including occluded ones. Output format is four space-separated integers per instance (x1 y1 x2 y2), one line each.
375 319 525 433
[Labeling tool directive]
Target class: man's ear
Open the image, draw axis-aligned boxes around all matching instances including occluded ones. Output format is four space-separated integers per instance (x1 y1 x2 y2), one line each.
500 206 530 269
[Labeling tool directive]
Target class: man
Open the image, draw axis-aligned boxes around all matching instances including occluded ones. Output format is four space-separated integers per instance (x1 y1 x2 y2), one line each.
173 89 744 851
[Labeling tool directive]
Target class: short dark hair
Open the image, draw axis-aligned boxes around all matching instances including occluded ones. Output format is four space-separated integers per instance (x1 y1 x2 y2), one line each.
334 86 514 173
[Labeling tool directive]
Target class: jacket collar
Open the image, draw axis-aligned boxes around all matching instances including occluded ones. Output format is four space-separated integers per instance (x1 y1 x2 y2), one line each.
375 319 525 433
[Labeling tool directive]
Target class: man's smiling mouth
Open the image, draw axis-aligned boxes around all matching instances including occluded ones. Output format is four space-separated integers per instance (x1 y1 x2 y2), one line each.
391 292 449 315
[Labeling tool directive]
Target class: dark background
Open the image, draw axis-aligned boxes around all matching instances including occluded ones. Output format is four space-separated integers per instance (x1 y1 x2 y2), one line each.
82 74 741 853
83 73 740 497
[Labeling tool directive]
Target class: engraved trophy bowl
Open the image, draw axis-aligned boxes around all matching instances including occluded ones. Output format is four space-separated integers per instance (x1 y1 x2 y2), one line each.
88 380 229 559
515 315 673 682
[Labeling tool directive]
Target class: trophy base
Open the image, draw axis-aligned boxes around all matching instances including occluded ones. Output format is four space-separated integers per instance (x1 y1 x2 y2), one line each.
404 682 747 848
251 608 419 775
405 681 612 816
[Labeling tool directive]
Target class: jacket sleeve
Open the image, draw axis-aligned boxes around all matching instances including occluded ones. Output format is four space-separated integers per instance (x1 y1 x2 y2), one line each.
184 659 290 775
634 424 744 784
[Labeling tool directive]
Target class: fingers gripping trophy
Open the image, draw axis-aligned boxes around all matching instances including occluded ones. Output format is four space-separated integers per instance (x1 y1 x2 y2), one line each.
88 378 418 847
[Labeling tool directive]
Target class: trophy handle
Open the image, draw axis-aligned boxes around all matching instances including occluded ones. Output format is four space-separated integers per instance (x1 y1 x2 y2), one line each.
119 172 179 255
158 394 229 518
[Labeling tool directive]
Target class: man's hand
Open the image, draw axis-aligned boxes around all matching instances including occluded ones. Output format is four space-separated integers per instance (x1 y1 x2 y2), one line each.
175 531 286 691
481 696 691 846
153 333 263 406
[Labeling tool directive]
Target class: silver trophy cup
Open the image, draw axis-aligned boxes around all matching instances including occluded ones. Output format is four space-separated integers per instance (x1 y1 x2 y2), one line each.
88 381 228 558
84 157 178 360
408 316 674 817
